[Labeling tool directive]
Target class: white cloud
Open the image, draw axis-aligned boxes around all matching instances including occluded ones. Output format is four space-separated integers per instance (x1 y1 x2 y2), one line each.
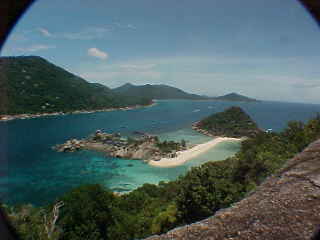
292 82 320 89
119 64 156 71
10 33 28 42
38 28 52 37
127 24 137 30
87 48 108 60
81 70 161 82
34 23 136 41
16 44 55 52
113 22 137 30
62 27 111 40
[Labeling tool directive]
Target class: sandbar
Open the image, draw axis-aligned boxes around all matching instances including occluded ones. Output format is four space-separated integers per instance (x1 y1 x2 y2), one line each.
148 137 242 168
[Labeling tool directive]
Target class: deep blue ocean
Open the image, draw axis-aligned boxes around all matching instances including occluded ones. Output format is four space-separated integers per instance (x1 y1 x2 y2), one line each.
0 100 319 206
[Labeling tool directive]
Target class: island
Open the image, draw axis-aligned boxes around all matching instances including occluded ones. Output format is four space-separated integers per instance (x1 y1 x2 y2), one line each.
192 106 262 138
54 130 187 162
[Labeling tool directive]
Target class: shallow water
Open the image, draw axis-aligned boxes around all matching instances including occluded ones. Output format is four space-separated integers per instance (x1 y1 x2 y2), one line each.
0 100 319 205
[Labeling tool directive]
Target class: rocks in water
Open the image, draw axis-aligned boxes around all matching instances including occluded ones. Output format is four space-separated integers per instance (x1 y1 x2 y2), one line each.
54 129 185 161
54 139 85 152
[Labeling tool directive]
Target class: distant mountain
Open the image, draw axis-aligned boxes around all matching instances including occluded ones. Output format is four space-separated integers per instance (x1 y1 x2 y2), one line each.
114 83 135 93
214 93 258 102
0 56 151 115
113 83 207 100
114 83 258 102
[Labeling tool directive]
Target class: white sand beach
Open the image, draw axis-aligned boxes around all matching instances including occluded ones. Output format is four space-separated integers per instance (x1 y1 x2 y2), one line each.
148 137 242 168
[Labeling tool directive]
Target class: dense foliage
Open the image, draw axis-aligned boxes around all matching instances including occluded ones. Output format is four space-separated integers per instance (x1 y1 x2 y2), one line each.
0 56 151 114
3 115 320 240
197 106 261 137
156 140 182 153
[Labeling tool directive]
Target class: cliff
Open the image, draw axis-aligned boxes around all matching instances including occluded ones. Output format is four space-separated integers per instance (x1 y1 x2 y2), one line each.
145 139 320 240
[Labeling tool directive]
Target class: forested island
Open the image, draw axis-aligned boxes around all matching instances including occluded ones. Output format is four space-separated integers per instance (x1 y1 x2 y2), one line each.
4 108 320 240
193 106 262 138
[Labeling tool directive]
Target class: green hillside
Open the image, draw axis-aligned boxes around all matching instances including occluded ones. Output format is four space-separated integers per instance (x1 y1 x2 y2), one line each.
0 56 151 114
196 106 262 137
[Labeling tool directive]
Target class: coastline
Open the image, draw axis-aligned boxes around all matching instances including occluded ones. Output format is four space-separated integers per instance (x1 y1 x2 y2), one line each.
148 137 242 168
0 101 156 122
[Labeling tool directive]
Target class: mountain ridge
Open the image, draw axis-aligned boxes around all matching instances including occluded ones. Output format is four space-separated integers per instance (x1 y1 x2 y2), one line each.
0 55 258 116
214 92 257 102
113 83 206 100
114 83 258 102
0 56 151 115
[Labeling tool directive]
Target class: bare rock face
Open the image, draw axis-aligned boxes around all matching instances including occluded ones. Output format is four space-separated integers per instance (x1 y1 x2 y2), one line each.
145 139 320 240
109 141 155 159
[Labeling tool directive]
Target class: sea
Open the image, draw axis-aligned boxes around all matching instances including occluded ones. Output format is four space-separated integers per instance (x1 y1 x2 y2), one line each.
0 99 319 206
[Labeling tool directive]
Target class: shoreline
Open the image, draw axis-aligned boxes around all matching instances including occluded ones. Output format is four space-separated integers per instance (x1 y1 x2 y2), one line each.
148 137 242 168
0 101 156 122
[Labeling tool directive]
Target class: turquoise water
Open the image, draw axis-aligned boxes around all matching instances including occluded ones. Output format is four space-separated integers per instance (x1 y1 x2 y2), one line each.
0 100 319 206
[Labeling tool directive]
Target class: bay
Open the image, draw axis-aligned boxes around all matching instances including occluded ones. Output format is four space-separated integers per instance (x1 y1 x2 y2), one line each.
0 100 319 206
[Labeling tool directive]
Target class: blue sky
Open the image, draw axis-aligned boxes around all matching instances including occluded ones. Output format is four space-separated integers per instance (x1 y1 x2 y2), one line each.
1 0 320 103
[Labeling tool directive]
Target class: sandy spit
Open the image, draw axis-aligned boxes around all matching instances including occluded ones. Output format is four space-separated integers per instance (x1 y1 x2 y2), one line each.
148 137 242 168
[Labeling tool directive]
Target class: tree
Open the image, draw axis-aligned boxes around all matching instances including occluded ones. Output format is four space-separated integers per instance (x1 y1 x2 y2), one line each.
58 184 117 240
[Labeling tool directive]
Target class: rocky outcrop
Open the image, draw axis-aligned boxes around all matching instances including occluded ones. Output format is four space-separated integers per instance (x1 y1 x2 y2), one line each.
54 139 85 152
107 140 161 160
54 130 185 161
145 139 320 240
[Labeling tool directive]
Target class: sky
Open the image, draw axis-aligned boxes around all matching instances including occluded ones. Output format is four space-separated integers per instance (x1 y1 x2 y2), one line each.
1 0 320 104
